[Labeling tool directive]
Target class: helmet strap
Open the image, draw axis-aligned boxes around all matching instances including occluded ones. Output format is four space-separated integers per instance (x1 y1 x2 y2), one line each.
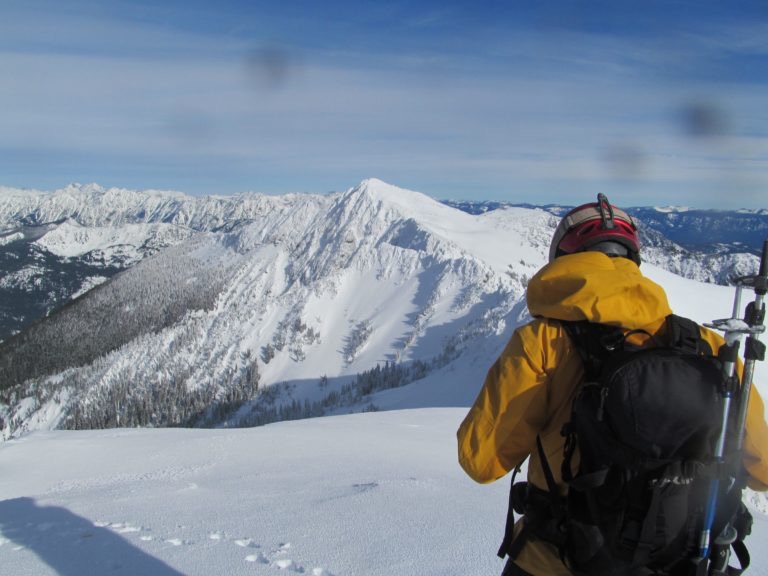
597 193 616 230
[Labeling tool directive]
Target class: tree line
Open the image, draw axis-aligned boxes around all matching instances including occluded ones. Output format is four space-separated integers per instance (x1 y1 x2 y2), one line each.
0 243 231 393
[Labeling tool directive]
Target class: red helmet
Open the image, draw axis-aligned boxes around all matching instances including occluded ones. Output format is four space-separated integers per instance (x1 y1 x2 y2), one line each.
549 193 640 264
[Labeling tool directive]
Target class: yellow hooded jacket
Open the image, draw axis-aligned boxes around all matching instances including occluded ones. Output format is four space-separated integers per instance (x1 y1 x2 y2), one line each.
457 252 768 576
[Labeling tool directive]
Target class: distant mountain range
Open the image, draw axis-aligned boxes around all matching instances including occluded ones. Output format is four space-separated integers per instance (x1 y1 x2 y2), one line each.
0 180 763 436
442 200 768 255
1 184 761 344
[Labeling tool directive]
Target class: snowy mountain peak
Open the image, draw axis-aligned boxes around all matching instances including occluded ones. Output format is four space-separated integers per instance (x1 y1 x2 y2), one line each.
59 182 189 201
353 178 429 204
349 178 465 224
60 182 107 196
653 205 691 213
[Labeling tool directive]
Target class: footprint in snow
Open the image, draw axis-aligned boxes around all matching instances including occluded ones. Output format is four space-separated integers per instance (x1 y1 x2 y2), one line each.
272 558 304 572
268 543 331 574
245 551 270 564
274 542 292 554
95 521 149 537
235 537 259 548
165 537 188 546
113 523 143 534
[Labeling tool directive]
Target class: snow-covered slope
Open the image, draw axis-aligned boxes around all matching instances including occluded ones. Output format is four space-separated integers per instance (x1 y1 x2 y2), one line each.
0 184 328 340
0 180 550 434
0 409 766 576
630 206 768 255
0 219 199 342
444 200 768 257
34 220 196 265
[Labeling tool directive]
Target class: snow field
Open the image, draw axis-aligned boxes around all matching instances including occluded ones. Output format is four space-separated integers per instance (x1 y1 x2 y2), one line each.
0 410 514 576
1 409 766 576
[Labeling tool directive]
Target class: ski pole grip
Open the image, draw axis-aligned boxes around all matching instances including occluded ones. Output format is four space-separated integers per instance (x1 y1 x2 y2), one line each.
760 239 768 279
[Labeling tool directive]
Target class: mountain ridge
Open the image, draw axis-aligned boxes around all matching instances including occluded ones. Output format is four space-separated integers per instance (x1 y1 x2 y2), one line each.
0 180 533 435
0 179 764 438
442 199 768 255
0 179 757 326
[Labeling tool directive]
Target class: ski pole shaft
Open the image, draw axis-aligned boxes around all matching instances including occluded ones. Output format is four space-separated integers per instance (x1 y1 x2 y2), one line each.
731 286 743 322
735 239 768 451
697 341 739 560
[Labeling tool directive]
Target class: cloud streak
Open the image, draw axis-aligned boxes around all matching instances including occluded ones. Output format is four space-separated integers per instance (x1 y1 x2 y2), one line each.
1 1 767 207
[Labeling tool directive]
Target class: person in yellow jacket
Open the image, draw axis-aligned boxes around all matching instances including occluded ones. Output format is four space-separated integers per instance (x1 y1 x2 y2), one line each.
457 194 768 576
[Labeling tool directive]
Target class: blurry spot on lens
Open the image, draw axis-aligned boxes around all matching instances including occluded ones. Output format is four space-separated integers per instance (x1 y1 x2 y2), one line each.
680 101 729 138
244 45 301 90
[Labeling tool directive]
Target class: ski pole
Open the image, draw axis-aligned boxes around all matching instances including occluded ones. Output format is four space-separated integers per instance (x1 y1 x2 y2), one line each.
695 325 740 563
733 239 768 453
699 238 768 568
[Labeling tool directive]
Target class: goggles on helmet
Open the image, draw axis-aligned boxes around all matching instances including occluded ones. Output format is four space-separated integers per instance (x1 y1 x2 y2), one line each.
549 193 640 264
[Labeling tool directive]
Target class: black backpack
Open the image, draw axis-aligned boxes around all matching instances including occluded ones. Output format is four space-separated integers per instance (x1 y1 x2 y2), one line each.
498 314 752 576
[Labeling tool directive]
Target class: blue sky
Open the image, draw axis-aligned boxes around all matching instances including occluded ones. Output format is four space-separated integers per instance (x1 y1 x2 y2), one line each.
2 0 768 208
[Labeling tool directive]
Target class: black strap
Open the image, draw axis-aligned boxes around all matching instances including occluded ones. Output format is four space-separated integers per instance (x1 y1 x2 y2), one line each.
498 464 524 559
562 321 600 380
633 483 666 566
564 314 709 364
561 320 629 382
724 503 752 576
498 437 565 561
727 539 750 576
501 520 532 562
536 435 559 496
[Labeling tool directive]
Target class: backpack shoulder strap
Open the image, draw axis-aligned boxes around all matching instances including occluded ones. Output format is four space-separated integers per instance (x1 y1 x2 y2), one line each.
560 320 624 380
566 315 712 362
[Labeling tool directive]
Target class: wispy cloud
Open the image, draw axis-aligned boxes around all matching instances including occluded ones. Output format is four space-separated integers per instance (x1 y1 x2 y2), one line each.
1 1 767 207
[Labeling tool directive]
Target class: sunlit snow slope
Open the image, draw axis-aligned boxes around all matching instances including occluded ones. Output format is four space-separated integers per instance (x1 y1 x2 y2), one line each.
1 409 766 576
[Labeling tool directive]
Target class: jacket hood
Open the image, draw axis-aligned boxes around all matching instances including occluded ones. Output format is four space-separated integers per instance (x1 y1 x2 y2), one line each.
527 252 672 329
